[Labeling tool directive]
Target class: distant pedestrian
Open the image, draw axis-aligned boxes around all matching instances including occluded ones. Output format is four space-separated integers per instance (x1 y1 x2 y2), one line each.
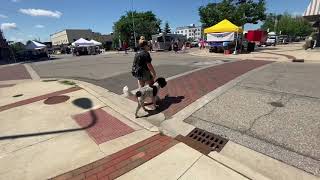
131 40 157 88
173 42 179 53
123 42 128 54
200 39 205 49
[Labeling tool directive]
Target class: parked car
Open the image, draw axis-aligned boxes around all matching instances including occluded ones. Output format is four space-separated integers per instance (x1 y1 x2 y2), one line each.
266 36 277 46
191 41 199 47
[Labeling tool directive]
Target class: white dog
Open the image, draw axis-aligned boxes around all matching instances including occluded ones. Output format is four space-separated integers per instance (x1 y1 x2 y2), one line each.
123 77 167 118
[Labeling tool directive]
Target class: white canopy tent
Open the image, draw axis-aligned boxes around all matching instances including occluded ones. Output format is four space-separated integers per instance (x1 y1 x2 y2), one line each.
25 41 46 50
72 38 94 47
89 39 102 46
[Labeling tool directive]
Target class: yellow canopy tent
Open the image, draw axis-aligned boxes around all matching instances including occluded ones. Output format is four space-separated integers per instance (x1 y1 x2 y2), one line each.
204 19 243 34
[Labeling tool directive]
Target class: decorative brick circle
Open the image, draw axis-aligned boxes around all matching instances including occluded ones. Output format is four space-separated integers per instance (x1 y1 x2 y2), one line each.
44 95 70 105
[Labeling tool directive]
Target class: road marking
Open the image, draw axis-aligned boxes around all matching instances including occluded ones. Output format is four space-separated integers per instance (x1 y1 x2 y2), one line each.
24 64 40 80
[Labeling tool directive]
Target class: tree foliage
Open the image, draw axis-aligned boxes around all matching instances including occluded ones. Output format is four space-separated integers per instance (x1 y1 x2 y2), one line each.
113 11 161 47
199 0 266 28
261 13 313 37
164 21 171 34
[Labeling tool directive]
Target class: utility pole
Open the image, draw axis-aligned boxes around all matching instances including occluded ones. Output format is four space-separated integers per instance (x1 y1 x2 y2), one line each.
131 0 137 47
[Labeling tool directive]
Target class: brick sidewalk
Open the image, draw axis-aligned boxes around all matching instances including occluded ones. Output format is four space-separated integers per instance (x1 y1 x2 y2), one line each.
51 134 178 180
0 64 31 81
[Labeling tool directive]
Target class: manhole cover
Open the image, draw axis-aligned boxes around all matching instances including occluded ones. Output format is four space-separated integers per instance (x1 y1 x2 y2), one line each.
12 94 23 98
44 95 70 105
269 102 284 107
176 128 228 154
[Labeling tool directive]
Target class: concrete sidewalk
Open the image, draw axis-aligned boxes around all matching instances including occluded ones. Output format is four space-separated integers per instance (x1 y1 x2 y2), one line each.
188 42 320 63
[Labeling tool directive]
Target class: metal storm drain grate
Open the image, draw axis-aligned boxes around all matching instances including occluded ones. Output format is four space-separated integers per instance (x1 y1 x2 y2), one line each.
176 128 228 155
44 95 70 105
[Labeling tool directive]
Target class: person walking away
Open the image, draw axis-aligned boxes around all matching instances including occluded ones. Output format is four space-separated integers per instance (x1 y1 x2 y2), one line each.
200 39 205 49
123 42 128 54
173 42 179 53
132 40 157 88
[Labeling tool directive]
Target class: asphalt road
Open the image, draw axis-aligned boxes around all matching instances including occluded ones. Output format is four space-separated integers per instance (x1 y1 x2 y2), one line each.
30 52 229 94
185 62 320 176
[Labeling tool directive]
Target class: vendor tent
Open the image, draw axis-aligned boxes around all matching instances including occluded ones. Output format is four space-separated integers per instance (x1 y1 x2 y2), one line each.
303 0 320 47
25 41 46 50
72 38 94 46
204 19 243 34
89 40 102 46
303 0 320 21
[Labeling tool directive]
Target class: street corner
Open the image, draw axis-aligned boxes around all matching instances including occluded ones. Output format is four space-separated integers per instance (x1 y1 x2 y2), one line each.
0 80 160 180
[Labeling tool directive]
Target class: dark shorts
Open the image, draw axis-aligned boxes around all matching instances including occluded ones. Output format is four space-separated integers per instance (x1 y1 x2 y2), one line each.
137 70 153 81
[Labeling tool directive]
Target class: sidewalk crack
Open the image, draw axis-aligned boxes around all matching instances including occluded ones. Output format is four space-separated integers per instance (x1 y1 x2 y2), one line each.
177 154 203 180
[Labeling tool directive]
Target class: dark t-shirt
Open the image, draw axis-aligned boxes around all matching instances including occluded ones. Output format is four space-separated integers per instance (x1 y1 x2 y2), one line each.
134 50 152 71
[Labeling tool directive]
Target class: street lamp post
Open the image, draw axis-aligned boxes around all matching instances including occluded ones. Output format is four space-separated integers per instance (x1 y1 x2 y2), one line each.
131 0 137 48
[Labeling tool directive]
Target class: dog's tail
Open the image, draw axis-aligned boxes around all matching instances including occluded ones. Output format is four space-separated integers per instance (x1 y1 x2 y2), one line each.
123 86 134 97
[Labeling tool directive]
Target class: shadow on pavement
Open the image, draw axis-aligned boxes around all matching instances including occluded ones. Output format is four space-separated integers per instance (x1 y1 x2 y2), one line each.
0 98 96 141
141 95 185 118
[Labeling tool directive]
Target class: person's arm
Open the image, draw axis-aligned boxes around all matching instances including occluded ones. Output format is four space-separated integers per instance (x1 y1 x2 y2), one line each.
147 63 156 79
145 52 156 79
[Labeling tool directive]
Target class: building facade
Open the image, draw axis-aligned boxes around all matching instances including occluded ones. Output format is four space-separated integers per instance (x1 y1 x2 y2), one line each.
175 24 202 40
50 29 93 45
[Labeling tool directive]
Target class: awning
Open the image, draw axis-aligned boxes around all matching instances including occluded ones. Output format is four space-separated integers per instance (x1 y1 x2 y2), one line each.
25 41 46 50
204 19 243 34
72 38 94 47
303 0 320 21
89 39 102 46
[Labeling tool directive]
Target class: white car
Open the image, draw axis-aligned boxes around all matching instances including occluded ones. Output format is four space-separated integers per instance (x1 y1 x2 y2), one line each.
266 36 277 46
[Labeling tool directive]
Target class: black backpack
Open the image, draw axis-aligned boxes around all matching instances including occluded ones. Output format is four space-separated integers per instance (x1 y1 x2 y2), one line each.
131 52 144 78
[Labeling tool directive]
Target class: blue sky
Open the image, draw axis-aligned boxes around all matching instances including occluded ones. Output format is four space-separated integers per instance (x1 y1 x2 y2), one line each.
0 0 311 42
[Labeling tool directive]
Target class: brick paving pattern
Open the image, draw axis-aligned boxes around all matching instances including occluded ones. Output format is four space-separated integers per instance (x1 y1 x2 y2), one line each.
0 64 31 81
73 108 135 144
0 86 82 112
157 60 272 118
51 134 178 180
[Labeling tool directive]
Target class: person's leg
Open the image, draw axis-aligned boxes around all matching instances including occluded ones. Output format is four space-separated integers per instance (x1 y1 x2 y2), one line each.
146 80 154 86
138 80 145 88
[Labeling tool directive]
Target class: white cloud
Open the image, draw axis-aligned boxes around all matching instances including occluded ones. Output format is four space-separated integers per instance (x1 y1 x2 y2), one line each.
19 9 62 18
0 14 8 18
11 0 21 2
1 23 17 31
28 35 34 38
35 24 45 28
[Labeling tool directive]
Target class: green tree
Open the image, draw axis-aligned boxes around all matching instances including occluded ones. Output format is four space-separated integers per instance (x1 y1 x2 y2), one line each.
261 13 276 32
164 21 171 34
10 42 25 56
261 13 313 37
199 0 266 28
113 11 161 47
